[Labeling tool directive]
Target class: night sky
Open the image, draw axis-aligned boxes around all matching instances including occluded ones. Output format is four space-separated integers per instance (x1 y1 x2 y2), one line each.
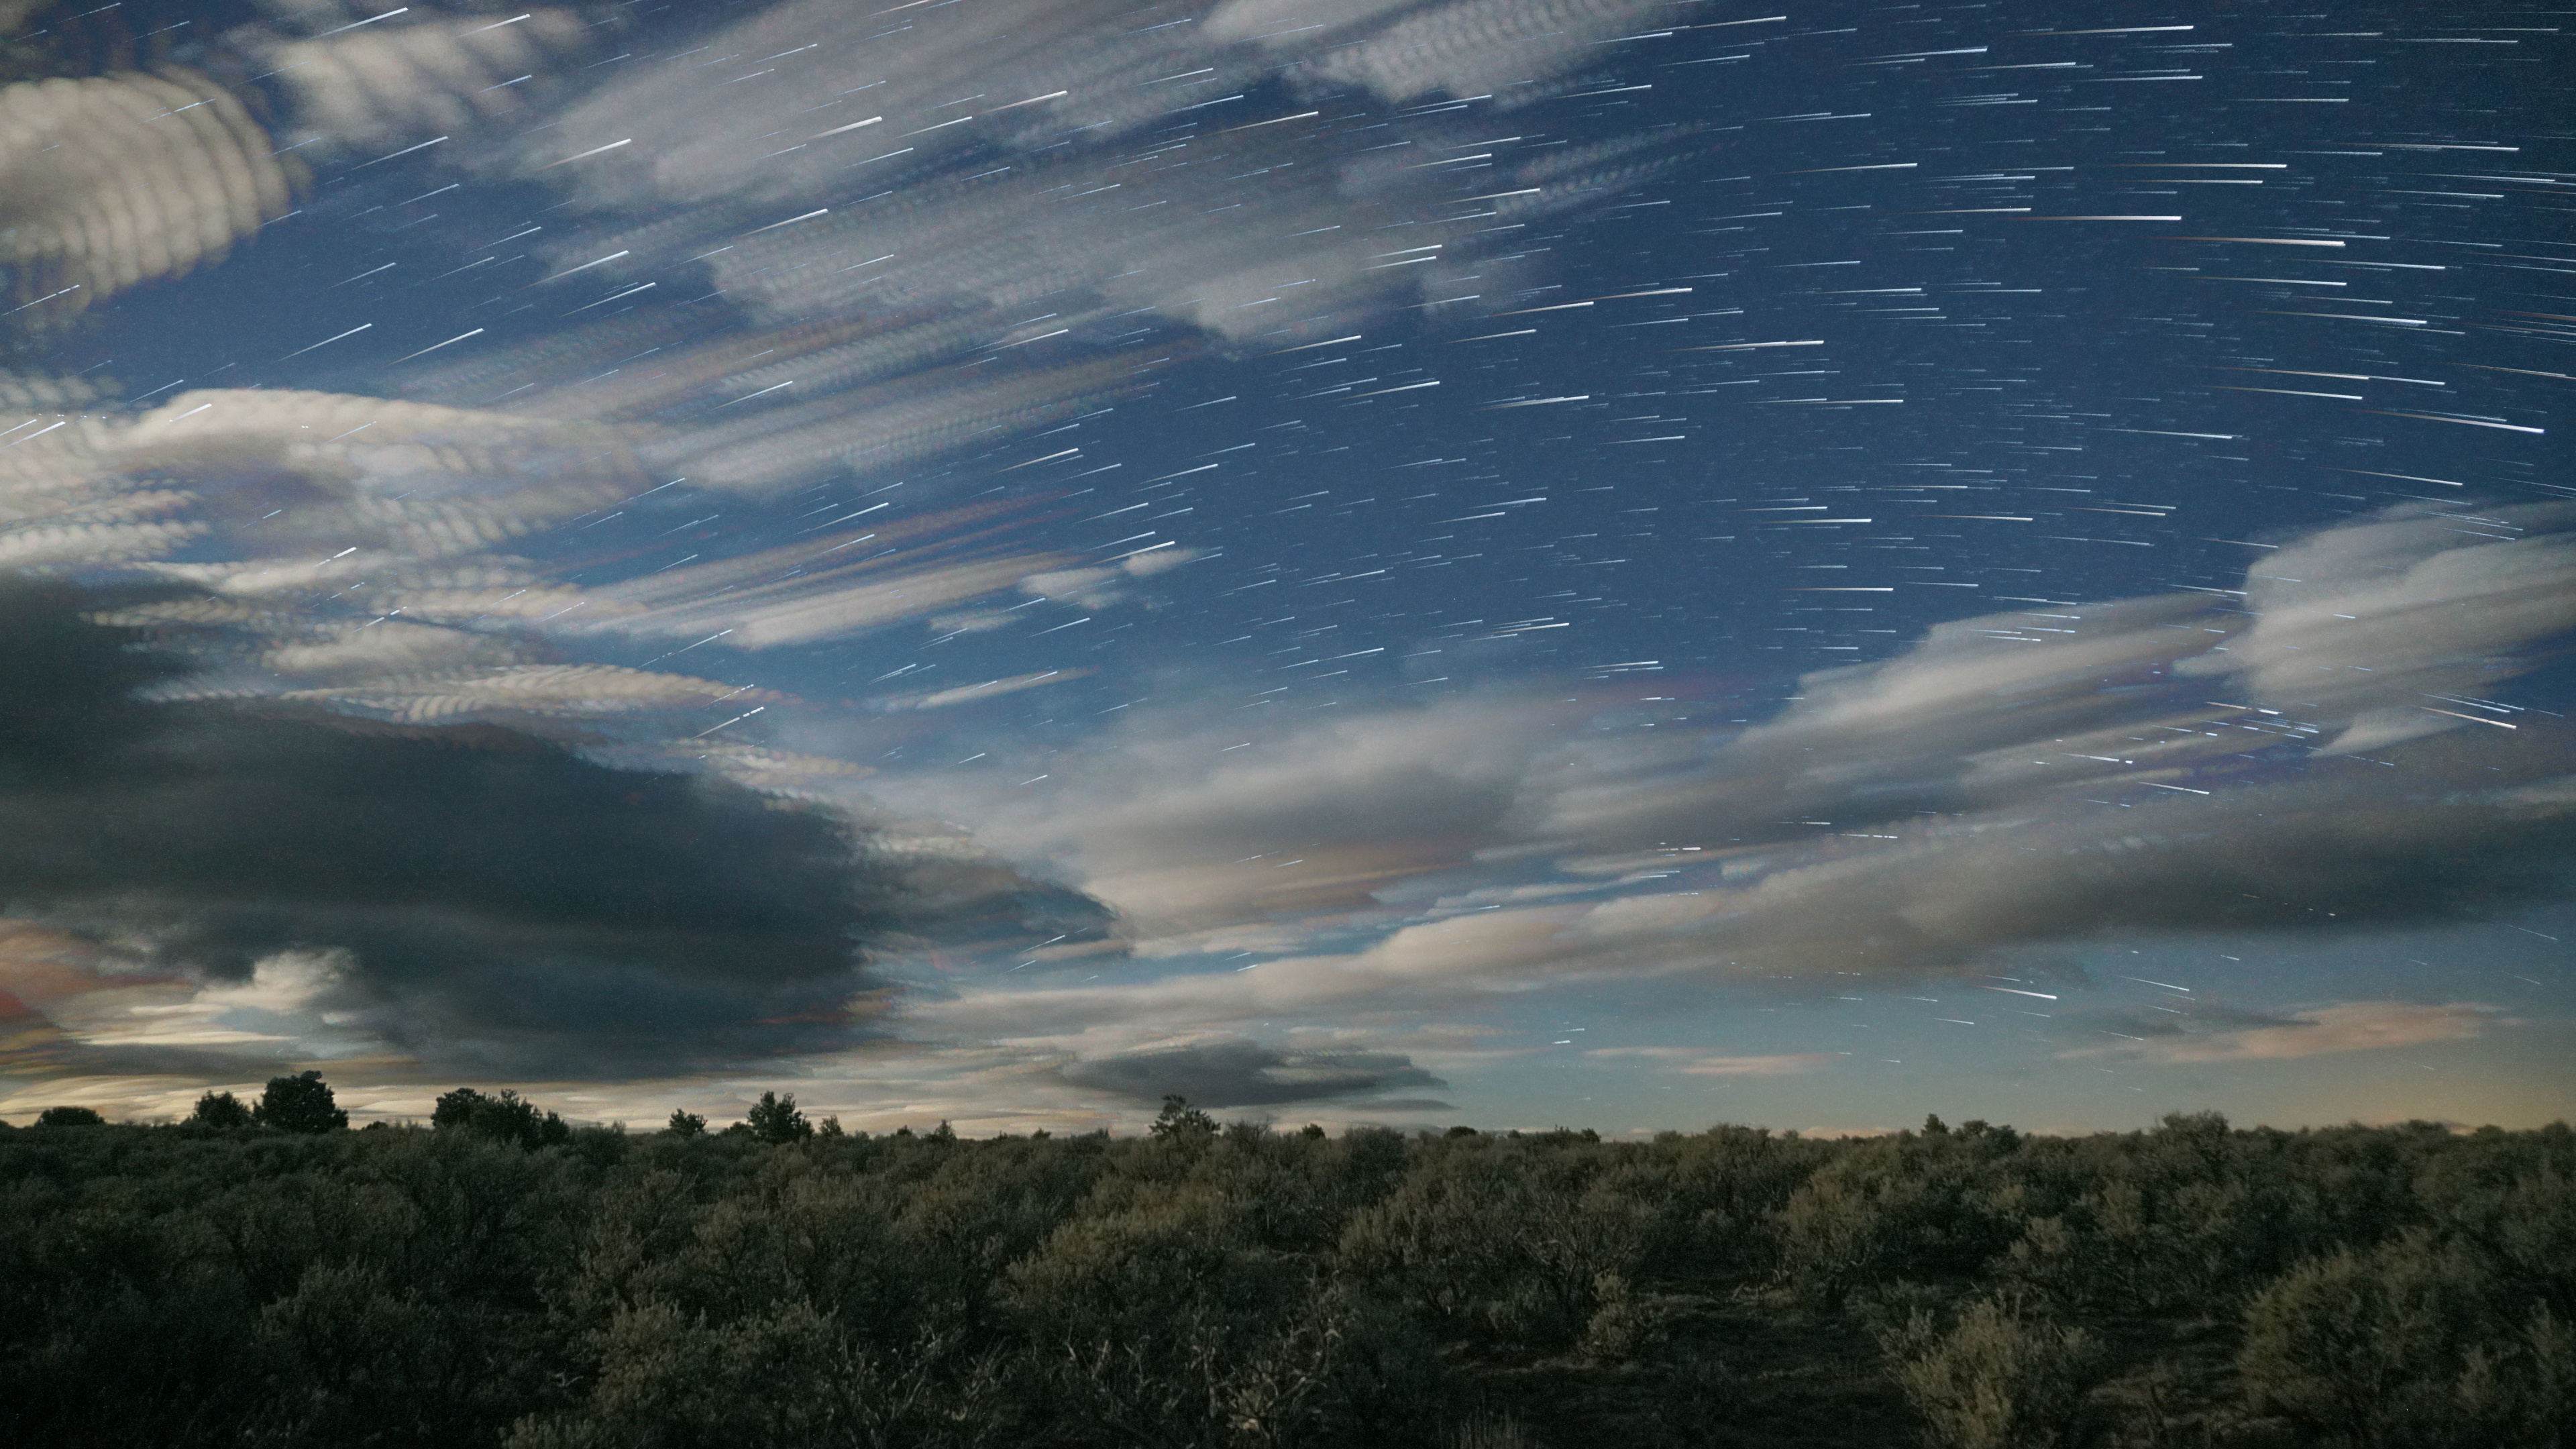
3 0 2571 1134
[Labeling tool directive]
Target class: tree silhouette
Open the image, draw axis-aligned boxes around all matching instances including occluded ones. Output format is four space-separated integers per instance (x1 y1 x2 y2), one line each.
667 1108 708 1136
254 1071 348 1133
186 1091 253 1128
34 1105 104 1126
433 1087 571 1148
1150 1093 1216 1139
745 1090 811 1144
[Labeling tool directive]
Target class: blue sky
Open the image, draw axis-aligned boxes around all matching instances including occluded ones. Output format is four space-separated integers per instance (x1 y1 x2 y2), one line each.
1 0 2570 1134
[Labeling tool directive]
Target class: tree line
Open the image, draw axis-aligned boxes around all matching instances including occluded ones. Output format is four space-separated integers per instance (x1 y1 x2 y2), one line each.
3 1082 2569 1448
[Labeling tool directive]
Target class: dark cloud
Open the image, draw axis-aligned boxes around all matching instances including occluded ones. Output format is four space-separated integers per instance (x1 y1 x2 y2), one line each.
1058 1038 1448 1109
0 580 1093 1075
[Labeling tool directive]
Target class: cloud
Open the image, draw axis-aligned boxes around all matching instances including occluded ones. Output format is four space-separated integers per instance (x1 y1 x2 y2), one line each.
1545 502 2576 855
2065 1001 2497 1065
246 8 600 153
1585 1048 1837 1077
0 580 1095 1076
920 730 2576 1040
314 0 1694 506
1057 1038 1448 1108
0 69 297 313
2181 502 2576 753
910 506 2576 1044
1303 0 1674 106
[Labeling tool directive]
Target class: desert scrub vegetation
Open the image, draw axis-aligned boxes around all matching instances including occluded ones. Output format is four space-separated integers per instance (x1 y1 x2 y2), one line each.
1 1095 2569 1448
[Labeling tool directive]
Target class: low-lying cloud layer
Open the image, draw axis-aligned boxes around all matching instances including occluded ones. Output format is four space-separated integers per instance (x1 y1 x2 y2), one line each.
1057 1037 1448 1108
0 581 1091 1076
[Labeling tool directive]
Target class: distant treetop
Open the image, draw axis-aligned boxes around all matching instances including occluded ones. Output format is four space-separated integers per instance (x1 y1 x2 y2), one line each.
187 1091 253 1129
254 1071 347 1134
433 1087 572 1149
745 1090 812 1144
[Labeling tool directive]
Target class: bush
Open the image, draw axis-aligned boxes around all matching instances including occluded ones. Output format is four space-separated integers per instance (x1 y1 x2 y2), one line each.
2235 1236 2549 1448
1336 1134 1652 1352
1878 1295 2103 1449
254 1071 348 1133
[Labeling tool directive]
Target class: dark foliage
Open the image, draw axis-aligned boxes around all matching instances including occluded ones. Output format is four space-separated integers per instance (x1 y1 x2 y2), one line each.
0 1108 2568 1448
1150 1093 1218 1140
743 1090 811 1144
434 1089 574 1150
33 1106 105 1127
253 1072 348 1134
187 1091 254 1129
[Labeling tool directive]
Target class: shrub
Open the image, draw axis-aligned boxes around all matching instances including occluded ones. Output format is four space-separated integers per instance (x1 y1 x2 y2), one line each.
1575 1270 1672 1364
2236 1236 2518 1448
1336 1134 1650 1352
1878 1295 2103 1449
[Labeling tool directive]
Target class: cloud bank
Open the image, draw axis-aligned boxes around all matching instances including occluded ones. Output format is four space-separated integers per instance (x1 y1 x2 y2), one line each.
907 503 2576 1044
0 580 1094 1075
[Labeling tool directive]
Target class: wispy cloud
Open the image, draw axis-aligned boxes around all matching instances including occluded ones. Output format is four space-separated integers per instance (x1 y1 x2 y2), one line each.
2066 1001 2498 1065
1585 1048 1838 1077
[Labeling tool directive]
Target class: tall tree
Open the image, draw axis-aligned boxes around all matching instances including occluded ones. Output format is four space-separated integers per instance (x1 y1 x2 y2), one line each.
745 1090 810 1144
254 1071 348 1133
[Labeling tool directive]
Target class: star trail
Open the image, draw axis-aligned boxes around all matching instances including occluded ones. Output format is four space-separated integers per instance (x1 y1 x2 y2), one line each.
1 0 2569 1133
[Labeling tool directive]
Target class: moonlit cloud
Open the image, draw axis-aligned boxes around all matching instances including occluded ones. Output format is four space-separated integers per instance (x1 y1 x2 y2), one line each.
246 7 600 153
0 70 297 313
3 1 2569 1133
900 510 2576 1050
2182 503 2576 753
2065 1002 2498 1065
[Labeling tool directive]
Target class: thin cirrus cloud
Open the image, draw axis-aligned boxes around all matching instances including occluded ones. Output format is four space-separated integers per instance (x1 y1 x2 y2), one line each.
1584 1049 1839 1077
355 0 1692 502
